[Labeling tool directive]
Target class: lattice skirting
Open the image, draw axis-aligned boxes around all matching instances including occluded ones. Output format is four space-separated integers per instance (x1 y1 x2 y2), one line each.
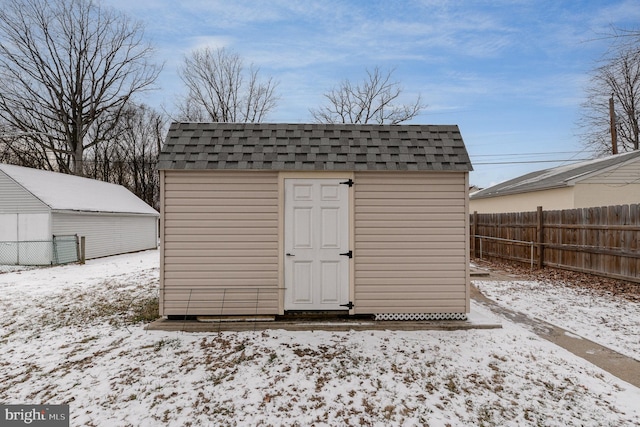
375 313 468 321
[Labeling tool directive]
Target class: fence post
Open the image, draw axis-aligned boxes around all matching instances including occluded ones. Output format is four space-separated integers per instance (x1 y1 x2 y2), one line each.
472 211 478 258
52 235 58 265
537 206 544 269
79 236 86 264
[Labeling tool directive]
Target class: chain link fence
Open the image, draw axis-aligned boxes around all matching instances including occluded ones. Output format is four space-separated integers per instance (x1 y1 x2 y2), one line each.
0 235 79 273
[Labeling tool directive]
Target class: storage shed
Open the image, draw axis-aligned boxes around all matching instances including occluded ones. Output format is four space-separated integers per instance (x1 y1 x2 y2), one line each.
158 122 473 320
0 163 159 264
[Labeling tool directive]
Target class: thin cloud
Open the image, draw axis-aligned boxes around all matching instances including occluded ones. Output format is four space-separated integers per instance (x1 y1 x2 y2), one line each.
184 36 234 53
98 0 636 188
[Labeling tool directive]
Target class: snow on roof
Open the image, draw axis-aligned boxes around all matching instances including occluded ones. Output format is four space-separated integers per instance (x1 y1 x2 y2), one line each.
0 163 158 215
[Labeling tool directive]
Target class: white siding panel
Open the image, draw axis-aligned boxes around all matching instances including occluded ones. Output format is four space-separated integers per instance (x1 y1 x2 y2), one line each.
580 159 640 185
161 171 279 316
52 213 158 259
0 214 18 241
354 171 468 314
0 171 49 214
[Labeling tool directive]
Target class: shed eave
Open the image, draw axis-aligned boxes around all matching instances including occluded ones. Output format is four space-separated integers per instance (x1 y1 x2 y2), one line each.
470 182 571 200
160 165 473 172
51 208 159 217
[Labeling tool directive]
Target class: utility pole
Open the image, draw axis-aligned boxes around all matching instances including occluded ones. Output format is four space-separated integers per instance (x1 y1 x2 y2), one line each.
609 94 618 155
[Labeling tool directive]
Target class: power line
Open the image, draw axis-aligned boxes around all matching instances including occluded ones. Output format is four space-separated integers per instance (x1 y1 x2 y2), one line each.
470 151 591 158
473 159 591 165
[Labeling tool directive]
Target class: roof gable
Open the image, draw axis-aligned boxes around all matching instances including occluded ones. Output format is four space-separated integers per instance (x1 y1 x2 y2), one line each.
0 163 159 215
158 122 473 172
471 150 640 200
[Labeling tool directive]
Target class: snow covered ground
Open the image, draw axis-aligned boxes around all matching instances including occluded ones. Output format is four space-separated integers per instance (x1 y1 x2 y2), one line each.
1 250 638 426
474 278 640 361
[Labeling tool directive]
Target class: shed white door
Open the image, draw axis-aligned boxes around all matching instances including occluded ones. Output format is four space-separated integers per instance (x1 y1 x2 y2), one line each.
0 213 50 264
284 179 350 310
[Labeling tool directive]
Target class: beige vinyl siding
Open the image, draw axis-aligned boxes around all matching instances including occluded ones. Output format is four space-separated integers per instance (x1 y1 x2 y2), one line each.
52 212 158 259
354 172 468 313
0 170 50 214
573 183 640 208
470 187 575 213
161 170 279 316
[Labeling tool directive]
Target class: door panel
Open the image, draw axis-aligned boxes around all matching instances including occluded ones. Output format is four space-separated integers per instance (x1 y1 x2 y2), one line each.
285 179 349 310
0 214 18 241
320 261 340 303
19 214 51 265
293 208 312 248
292 261 313 304
320 208 340 248
0 214 18 264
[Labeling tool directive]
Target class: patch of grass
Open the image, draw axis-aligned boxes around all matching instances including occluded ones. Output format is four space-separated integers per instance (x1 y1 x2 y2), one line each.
1 330 17 340
477 405 496 426
382 405 396 420
129 296 159 323
79 335 98 344
445 375 458 393
154 337 181 352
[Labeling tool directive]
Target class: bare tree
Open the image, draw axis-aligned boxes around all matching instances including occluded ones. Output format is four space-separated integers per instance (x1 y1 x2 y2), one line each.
176 47 278 122
0 0 161 175
84 103 165 210
603 26 640 49
0 134 53 169
310 67 426 124
579 32 640 155
119 104 164 210
0 121 53 168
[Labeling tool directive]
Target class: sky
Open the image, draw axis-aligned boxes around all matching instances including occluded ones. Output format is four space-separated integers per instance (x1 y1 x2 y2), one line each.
102 0 640 188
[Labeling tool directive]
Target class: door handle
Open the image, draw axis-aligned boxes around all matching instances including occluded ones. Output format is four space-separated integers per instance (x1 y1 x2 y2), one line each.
339 250 353 258
286 253 295 257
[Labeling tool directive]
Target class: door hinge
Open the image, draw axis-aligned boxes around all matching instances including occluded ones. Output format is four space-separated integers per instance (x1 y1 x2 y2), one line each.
340 179 354 187
340 301 354 309
339 250 353 258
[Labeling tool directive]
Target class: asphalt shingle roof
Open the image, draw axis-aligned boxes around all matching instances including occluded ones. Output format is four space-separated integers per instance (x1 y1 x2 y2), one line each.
470 150 640 199
158 122 473 172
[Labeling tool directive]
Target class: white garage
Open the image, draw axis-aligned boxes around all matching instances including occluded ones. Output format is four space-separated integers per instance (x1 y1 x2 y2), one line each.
0 163 159 265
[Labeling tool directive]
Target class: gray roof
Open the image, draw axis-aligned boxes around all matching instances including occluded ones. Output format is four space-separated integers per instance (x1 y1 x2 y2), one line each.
158 122 473 172
471 150 640 200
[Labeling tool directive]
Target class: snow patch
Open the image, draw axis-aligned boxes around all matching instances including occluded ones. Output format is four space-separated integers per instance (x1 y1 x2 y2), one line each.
0 250 638 425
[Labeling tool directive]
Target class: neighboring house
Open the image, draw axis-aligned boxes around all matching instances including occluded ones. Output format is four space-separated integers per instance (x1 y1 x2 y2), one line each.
158 122 473 320
0 163 159 265
470 150 640 213
469 185 483 194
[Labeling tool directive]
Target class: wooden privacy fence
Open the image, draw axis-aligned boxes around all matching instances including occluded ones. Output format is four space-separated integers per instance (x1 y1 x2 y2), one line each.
470 204 640 283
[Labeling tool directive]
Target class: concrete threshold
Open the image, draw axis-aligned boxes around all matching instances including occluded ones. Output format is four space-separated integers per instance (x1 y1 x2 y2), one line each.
146 309 501 333
470 267 490 278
